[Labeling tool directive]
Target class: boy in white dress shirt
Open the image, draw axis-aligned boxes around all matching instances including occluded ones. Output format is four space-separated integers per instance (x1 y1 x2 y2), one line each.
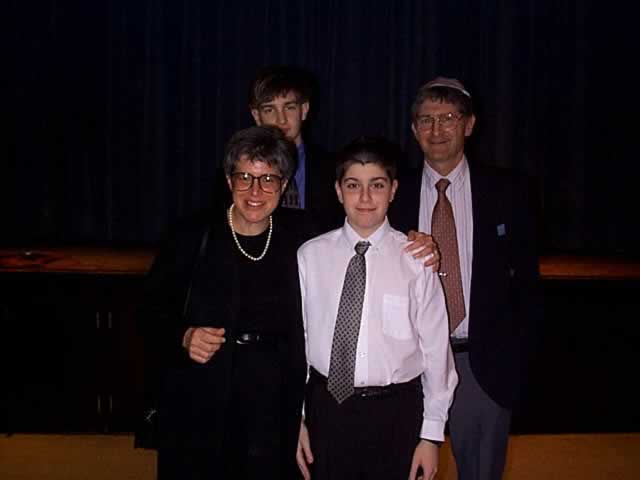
296 137 458 480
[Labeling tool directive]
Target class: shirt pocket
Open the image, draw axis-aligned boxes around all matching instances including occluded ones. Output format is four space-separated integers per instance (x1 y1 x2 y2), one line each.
382 294 413 340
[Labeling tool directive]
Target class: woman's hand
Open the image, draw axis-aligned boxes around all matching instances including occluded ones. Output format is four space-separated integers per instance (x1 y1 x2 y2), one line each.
182 327 226 363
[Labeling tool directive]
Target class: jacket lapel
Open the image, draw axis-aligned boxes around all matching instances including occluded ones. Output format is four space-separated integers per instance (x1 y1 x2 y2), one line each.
468 165 494 318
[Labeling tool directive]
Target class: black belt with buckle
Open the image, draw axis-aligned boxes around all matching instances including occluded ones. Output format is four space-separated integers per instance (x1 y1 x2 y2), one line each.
451 339 469 353
235 332 279 346
309 367 420 399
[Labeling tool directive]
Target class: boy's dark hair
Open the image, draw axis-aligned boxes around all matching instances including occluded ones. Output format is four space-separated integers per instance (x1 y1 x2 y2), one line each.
224 125 297 179
249 66 313 109
335 136 400 182
411 86 474 120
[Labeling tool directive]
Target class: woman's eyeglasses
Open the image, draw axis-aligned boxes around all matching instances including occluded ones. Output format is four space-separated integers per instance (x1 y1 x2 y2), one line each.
230 172 284 193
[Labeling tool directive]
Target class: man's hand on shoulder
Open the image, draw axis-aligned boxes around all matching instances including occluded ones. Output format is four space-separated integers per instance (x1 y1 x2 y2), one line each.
405 230 441 271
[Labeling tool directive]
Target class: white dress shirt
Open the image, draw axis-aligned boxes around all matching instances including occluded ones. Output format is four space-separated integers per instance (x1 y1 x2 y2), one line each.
418 157 473 339
297 218 458 441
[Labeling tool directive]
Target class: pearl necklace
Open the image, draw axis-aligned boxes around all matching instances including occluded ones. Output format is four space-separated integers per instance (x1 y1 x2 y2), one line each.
227 204 273 261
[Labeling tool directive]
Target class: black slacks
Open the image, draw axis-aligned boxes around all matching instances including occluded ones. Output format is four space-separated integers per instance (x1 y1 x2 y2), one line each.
305 371 423 480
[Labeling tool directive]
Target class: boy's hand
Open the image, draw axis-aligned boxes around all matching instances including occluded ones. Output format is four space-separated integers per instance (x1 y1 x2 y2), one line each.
405 231 440 271
408 439 439 480
296 419 314 479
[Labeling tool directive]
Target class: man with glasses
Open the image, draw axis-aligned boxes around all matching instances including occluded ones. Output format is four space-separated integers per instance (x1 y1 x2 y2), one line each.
389 77 541 480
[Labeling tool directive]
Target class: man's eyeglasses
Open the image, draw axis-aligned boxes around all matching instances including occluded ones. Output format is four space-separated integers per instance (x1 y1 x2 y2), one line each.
230 172 284 194
414 112 465 132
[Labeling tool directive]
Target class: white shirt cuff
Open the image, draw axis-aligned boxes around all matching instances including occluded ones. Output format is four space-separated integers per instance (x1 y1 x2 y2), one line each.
420 418 446 442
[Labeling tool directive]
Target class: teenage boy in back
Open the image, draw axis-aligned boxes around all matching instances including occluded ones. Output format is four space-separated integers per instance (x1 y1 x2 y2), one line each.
296 137 458 480
249 65 341 231
213 66 341 231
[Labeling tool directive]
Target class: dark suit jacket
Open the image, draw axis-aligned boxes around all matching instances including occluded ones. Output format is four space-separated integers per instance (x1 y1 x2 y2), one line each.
141 208 309 475
389 160 541 408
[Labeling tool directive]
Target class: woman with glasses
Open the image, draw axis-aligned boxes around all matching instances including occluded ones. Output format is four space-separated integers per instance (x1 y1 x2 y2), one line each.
148 125 310 479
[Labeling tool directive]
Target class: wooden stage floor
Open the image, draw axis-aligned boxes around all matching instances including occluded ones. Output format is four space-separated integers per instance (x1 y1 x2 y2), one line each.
1 433 638 479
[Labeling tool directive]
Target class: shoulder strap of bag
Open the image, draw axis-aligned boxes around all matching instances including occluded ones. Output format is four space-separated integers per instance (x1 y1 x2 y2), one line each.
182 225 211 319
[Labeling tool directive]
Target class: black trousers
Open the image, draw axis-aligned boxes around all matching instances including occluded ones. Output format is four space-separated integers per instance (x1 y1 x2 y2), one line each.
157 343 285 480
305 371 423 480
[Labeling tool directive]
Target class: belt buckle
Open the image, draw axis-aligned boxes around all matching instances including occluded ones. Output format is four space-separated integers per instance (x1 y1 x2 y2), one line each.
357 389 372 398
357 386 384 398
